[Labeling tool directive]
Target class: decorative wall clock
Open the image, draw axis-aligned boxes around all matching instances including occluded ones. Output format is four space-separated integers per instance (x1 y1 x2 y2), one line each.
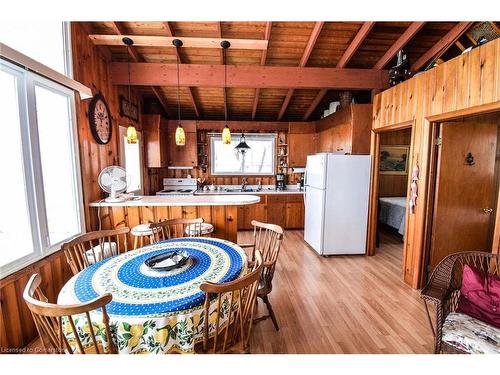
88 94 112 144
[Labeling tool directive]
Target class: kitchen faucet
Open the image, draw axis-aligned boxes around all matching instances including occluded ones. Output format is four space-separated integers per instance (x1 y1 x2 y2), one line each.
241 177 248 191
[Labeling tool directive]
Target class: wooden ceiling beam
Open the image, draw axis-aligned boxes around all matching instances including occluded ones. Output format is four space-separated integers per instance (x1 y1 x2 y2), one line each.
411 22 473 72
336 22 375 69
373 22 425 69
252 21 272 120
277 21 324 121
110 62 388 90
78 22 112 61
89 34 268 50
109 22 173 117
302 21 374 121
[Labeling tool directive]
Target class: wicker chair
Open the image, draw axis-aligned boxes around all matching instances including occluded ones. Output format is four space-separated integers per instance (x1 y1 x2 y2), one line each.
198 250 264 353
420 251 500 354
23 273 116 354
239 220 284 331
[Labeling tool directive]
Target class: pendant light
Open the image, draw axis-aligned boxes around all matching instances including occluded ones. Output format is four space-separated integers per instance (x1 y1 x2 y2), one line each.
221 40 231 144
235 133 251 154
173 39 185 146
123 37 137 144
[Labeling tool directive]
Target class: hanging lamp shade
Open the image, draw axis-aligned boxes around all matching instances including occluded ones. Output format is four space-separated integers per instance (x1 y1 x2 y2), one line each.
235 133 250 154
175 123 186 146
222 124 231 144
123 37 137 145
221 40 231 145
126 124 138 144
173 38 186 147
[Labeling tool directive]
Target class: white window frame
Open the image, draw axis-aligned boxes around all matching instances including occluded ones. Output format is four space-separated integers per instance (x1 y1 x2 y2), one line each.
209 133 276 176
119 125 144 195
0 59 84 278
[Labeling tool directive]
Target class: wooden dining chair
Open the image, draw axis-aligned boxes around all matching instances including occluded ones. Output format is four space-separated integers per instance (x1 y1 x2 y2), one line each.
23 273 117 354
198 250 263 354
149 217 204 242
62 227 130 275
239 220 284 331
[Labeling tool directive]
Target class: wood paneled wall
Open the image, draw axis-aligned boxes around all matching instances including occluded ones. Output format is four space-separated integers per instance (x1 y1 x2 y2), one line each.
378 128 412 197
72 22 142 229
0 23 144 352
97 205 238 244
370 38 500 288
0 251 73 350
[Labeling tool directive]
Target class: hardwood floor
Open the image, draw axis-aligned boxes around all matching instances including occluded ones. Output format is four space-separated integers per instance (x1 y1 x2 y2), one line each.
244 229 434 354
25 229 433 354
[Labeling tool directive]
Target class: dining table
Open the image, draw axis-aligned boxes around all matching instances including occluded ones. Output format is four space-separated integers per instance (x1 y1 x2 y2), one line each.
57 237 247 354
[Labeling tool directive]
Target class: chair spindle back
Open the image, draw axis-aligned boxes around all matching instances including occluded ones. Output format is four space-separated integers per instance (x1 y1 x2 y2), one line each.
62 228 130 275
23 273 116 354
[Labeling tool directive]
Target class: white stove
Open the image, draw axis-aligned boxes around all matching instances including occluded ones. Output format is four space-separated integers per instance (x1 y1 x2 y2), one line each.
156 178 197 196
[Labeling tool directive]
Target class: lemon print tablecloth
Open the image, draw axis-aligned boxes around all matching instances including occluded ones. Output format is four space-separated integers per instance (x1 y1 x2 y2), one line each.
57 237 247 354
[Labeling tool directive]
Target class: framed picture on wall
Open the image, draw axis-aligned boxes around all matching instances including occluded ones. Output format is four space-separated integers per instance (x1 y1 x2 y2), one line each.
119 95 139 122
379 145 409 175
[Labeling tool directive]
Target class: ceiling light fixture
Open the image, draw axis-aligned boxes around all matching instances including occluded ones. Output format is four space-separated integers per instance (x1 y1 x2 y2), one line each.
235 133 251 154
173 38 185 146
123 37 137 144
221 40 231 145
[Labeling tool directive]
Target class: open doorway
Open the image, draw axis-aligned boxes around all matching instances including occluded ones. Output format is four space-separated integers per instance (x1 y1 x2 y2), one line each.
375 128 412 254
423 112 500 278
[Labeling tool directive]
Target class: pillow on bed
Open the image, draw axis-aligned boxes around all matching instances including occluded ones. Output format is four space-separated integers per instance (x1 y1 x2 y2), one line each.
456 264 500 328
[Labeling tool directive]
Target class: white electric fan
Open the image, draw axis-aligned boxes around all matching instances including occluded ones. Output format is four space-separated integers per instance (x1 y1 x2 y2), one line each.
98 166 128 203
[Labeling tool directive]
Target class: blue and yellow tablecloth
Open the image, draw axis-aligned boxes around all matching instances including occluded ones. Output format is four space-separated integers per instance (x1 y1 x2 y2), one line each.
57 237 247 354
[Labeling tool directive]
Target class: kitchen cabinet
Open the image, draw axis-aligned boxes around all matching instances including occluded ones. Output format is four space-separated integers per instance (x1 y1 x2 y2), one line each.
315 104 372 155
285 195 305 229
167 120 198 167
266 195 287 229
237 194 304 230
288 133 317 167
237 202 267 230
142 114 169 168
288 122 317 167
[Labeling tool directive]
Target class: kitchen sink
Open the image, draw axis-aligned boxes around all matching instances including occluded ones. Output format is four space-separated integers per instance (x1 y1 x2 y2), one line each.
225 188 255 193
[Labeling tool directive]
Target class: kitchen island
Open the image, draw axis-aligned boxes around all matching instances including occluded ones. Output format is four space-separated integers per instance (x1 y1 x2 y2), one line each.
90 194 260 243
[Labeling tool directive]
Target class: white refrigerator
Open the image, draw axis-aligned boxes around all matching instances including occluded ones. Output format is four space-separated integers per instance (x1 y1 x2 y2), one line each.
303 153 371 255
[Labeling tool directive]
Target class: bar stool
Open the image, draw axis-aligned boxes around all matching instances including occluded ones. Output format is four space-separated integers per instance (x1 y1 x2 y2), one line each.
131 224 157 249
185 222 214 237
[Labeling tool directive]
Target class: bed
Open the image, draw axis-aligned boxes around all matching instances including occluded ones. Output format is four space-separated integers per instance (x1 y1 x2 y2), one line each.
378 197 407 236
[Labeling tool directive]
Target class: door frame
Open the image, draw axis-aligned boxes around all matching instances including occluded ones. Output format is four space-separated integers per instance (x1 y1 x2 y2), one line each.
419 104 500 286
366 120 415 256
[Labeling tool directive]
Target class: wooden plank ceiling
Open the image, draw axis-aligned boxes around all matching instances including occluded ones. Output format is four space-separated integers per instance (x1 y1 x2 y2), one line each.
83 21 486 121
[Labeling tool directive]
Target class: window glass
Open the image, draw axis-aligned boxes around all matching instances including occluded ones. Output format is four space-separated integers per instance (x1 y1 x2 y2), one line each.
0 69 35 266
123 134 142 193
211 134 276 175
0 21 68 75
34 84 81 246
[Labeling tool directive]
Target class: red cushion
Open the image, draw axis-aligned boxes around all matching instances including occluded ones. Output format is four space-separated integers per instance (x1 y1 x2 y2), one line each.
456 264 500 328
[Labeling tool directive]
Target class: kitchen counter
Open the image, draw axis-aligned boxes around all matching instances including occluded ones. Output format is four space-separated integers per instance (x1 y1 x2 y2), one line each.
89 194 261 243
195 188 303 195
195 184 304 195
90 194 261 207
